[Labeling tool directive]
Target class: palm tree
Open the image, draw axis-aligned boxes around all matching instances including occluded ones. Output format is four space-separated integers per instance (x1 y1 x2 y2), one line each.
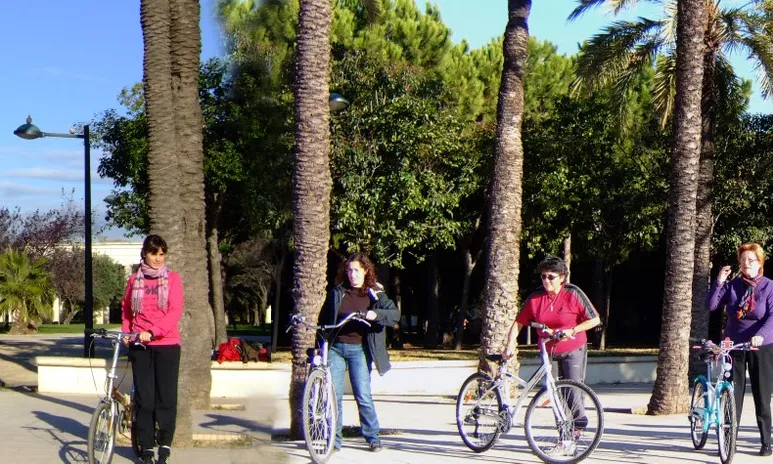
140 0 213 445
570 0 773 375
0 248 55 334
479 0 531 372
651 0 705 415
288 0 335 440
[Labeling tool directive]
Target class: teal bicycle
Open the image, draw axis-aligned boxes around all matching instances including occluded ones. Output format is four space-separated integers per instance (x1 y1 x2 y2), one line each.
689 337 754 464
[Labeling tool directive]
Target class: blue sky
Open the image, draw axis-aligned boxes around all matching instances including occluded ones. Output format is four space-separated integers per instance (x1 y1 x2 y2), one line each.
0 0 769 238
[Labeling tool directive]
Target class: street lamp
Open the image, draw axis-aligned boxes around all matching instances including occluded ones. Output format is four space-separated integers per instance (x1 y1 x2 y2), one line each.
329 93 350 112
14 116 93 358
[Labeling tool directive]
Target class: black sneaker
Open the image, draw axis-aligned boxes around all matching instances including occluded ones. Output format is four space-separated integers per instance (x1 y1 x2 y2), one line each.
760 444 772 456
157 445 171 463
140 450 155 464
369 441 383 452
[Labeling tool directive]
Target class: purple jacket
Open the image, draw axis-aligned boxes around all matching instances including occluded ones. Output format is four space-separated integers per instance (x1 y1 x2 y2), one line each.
706 276 773 346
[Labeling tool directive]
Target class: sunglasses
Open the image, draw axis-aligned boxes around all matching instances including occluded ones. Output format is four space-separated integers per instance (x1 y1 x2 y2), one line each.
541 274 560 281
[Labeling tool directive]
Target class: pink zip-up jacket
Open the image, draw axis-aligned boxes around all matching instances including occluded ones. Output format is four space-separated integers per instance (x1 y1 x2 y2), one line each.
120 271 183 346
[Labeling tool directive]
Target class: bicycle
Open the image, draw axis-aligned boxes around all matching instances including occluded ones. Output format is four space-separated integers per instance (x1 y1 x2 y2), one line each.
286 311 371 464
688 337 754 464
456 321 604 464
86 329 145 464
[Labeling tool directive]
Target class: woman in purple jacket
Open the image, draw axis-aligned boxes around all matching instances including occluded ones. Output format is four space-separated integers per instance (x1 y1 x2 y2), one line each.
707 242 773 456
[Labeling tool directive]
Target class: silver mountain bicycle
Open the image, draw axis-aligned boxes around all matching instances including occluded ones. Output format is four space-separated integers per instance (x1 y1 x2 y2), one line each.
87 329 146 464
456 321 604 464
287 311 370 464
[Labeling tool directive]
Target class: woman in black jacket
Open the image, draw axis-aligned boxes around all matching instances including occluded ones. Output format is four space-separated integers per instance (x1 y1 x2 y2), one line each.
321 253 400 453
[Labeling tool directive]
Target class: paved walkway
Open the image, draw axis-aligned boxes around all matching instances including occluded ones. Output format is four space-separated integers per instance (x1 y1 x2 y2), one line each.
2 334 772 463
272 385 773 464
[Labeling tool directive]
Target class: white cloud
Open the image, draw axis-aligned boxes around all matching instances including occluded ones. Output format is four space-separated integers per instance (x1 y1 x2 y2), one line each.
2 168 109 184
0 182 60 197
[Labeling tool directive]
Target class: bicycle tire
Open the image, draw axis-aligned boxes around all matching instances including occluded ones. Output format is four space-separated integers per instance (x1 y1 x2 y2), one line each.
302 369 337 464
129 388 160 457
130 401 141 458
456 372 503 453
689 380 708 449
524 379 604 464
717 387 737 464
87 401 117 464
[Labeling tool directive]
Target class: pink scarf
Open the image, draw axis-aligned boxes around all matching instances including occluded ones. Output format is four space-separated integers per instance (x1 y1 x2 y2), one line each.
131 260 169 315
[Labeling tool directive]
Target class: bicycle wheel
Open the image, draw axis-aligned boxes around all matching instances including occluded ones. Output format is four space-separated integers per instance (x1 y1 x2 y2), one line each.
524 379 604 464
129 401 141 458
129 390 158 457
717 387 737 464
689 380 708 449
87 401 117 464
456 372 503 453
302 369 337 464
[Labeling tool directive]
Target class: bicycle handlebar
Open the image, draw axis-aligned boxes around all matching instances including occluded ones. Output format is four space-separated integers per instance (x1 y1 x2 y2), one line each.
527 321 572 341
286 311 372 333
89 328 158 345
691 338 756 354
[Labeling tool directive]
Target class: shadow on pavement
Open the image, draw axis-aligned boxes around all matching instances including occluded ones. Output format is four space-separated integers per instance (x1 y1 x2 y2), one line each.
200 413 273 436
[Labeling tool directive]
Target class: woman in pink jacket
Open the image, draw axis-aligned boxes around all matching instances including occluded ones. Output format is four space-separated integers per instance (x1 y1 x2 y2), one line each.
121 235 183 464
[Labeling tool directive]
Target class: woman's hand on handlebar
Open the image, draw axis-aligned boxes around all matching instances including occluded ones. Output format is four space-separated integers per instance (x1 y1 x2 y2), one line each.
138 331 154 343
365 310 377 321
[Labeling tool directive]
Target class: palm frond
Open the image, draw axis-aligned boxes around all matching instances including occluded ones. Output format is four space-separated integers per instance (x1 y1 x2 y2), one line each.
568 0 664 22
740 34 773 99
573 18 665 93
652 50 677 128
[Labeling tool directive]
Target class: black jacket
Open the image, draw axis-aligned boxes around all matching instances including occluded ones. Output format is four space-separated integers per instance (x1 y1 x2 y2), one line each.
320 284 401 376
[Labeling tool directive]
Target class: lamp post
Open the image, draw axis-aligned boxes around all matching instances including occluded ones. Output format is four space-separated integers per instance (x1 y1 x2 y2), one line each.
14 116 93 357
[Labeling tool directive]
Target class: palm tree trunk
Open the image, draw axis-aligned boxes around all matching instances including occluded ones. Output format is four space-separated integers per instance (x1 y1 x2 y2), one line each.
289 0 333 440
479 0 530 374
142 0 212 446
648 0 706 415
689 48 717 379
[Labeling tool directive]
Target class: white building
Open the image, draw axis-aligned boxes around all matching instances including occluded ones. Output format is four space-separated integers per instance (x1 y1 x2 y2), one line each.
51 241 143 324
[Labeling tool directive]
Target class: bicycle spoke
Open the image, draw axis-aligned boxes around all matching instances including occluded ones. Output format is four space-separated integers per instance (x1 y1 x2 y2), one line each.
525 380 604 463
456 373 503 452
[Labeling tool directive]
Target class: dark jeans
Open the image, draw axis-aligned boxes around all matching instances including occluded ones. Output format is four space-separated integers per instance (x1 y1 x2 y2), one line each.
329 341 380 447
553 344 588 383
553 345 588 426
731 343 773 446
130 344 181 450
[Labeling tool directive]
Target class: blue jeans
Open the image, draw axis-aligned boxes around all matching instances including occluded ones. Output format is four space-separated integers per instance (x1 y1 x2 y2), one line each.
329 341 380 447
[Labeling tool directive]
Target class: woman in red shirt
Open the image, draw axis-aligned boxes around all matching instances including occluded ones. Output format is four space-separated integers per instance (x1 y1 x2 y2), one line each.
502 256 600 383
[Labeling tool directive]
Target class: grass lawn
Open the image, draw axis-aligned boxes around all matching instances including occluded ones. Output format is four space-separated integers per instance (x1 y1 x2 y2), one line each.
0 323 121 335
225 324 271 337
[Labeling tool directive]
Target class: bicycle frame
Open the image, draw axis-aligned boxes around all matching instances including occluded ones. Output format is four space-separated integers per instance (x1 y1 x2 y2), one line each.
691 340 742 433
477 326 570 431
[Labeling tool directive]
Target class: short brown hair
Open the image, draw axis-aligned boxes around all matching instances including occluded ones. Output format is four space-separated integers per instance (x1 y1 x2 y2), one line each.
737 243 765 274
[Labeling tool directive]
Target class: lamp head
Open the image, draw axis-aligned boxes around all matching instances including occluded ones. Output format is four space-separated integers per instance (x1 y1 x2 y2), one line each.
329 93 350 112
14 116 43 140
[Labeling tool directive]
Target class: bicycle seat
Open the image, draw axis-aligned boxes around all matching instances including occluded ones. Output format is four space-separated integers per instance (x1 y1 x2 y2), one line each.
485 354 504 363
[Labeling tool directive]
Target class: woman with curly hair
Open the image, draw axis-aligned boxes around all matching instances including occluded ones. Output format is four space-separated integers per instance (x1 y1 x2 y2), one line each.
319 252 400 453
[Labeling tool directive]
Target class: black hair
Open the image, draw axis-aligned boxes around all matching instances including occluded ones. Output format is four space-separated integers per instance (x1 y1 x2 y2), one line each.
141 234 168 258
537 256 569 276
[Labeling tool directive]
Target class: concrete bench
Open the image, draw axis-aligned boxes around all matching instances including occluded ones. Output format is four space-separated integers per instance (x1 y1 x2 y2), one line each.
35 356 289 399
36 355 657 397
